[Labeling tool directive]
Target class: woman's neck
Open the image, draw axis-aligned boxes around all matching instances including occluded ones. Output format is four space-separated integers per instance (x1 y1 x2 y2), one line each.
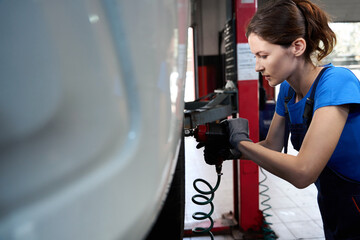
287 62 322 102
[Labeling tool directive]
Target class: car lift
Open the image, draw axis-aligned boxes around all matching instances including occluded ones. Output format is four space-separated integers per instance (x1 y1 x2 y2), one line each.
183 0 262 237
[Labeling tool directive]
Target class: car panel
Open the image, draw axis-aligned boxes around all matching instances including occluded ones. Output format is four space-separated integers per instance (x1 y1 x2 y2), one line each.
0 0 188 239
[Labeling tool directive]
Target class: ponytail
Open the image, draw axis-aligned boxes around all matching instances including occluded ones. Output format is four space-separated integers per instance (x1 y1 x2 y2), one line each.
246 0 336 63
294 0 336 62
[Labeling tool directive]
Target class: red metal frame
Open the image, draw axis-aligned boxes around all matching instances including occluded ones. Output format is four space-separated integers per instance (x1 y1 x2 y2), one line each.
185 0 262 236
234 0 262 231
197 65 217 98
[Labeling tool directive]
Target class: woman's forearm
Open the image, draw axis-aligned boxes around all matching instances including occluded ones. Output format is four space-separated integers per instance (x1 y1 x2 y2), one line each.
238 141 312 188
257 138 283 152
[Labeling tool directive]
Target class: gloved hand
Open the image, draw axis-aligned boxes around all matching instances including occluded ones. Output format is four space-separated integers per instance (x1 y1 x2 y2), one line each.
223 118 252 152
196 141 230 166
195 119 251 166
196 138 242 166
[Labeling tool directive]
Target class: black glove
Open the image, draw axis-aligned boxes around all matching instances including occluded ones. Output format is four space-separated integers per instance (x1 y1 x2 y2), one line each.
223 118 252 152
196 140 242 166
196 142 229 166
195 119 250 166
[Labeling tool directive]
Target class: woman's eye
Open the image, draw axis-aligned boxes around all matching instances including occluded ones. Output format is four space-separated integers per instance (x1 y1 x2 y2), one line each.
255 55 268 59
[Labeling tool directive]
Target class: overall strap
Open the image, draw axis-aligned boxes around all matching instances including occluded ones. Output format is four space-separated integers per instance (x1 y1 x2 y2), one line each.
303 67 330 126
283 66 330 153
283 87 295 154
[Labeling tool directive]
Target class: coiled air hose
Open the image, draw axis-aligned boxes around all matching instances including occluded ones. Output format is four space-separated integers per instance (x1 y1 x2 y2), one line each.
191 165 277 239
191 167 222 240
259 167 277 239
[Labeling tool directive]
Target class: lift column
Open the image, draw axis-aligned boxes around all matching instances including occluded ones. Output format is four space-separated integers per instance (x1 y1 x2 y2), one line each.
233 0 262 231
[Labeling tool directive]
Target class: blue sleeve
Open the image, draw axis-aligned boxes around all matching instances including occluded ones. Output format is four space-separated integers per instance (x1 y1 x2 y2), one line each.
314 67 360 111
275 81 290 117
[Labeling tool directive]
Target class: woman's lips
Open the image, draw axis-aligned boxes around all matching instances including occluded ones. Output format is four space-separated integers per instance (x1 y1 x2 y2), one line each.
263 75 270 81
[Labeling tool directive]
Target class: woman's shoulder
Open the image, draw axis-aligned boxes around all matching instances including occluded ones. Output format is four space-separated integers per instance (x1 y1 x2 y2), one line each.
319 64 360 90
324 64 359 80
315 63 360 109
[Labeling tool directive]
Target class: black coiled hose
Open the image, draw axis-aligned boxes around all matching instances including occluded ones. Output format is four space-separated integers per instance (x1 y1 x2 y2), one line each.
259 167 277 239
191 171 222 240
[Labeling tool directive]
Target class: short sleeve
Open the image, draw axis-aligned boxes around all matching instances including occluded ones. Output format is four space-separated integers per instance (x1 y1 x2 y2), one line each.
275 81 290 117
314 67 360 111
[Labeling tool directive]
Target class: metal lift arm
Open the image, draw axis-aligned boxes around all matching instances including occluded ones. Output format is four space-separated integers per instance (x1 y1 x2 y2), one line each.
184 88 237 130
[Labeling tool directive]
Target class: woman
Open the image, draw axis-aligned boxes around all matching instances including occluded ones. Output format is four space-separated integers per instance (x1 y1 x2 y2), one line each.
220 0 360 238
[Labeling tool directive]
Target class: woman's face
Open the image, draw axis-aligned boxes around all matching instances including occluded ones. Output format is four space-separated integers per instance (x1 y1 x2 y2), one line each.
248 33 296 87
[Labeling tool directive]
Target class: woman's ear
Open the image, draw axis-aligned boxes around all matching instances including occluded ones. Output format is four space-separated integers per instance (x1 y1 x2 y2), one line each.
291 38 306 57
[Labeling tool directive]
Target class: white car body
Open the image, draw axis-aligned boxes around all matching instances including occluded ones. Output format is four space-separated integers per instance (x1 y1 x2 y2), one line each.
0 0 188 239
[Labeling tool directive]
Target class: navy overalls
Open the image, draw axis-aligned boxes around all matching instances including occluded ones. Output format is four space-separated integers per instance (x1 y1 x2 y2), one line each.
284 67 360 239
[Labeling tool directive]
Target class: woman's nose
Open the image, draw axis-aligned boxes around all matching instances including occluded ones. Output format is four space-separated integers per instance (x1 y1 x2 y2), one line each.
255 58 264 72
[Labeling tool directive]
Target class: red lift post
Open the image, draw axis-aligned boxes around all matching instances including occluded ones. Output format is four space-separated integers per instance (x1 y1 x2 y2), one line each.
233 0 262 231
185 0 262 235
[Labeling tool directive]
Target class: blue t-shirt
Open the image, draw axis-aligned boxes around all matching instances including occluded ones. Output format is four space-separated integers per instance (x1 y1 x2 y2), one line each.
276 64 360 182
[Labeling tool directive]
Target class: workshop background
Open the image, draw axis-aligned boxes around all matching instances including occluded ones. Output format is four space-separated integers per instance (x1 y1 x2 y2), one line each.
1 0 359 239
183 0 360 239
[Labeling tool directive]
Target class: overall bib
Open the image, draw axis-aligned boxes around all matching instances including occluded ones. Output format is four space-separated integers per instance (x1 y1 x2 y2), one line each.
284 67 360 239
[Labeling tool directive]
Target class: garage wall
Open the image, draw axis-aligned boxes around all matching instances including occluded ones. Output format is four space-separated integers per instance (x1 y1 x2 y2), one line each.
192 0 228 55
258 0 360 22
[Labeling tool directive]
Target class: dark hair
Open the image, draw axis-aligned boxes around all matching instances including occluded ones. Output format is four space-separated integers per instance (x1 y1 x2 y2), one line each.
246 0 336 63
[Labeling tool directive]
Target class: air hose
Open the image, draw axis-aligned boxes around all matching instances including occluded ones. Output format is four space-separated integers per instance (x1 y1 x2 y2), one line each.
259 167 277 239
191 166 222 240
191 165 277 240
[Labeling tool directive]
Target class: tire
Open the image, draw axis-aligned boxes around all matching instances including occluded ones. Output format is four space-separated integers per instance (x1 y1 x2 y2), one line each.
145 133 185 240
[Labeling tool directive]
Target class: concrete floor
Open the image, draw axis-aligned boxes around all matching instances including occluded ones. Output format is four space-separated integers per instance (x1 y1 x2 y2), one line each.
183 137 325 240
